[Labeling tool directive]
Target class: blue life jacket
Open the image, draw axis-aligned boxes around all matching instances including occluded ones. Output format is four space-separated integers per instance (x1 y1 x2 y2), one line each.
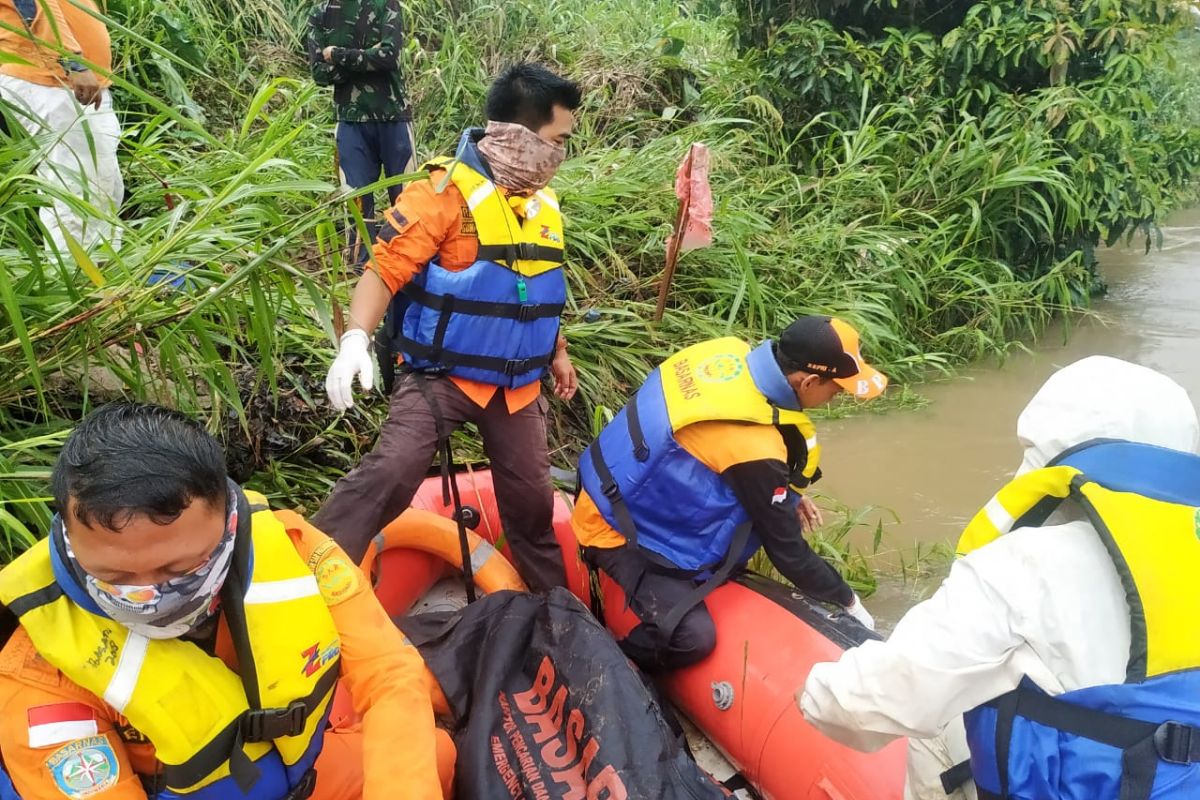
578 338 821 572
0 765 19 800
957 440 1200 800
393 130 566 388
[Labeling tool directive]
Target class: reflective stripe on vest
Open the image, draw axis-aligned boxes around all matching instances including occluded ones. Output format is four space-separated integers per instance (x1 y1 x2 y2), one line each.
957 440 1200 799
396 157 566 387
579 337 820 570
0 492 340 798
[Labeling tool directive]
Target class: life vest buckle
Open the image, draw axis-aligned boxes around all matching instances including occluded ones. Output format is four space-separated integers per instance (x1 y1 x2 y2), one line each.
1154 721 1200 765
516 304 538 322
508 243 538 262
242 700 308 742
503 358 532 376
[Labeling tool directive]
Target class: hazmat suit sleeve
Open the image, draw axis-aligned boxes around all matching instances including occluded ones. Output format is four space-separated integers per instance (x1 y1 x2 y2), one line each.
799 548 1028 752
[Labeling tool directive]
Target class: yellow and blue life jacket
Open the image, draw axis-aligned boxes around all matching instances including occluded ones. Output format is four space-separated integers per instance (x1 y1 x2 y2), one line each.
0 491 341 800
391 129 566 388
578 338 821 572
955 440 1200 800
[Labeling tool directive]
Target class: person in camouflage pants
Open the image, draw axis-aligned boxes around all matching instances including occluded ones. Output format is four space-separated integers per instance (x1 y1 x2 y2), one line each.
307 0 413 264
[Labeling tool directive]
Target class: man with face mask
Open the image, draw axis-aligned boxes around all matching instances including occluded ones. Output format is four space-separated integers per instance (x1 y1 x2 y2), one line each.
315 63 581 592
0 403 454 800
799 356 1200 800
574 316 888 671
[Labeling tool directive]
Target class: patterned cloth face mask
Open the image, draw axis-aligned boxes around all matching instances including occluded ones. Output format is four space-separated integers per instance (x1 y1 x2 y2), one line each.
57 486 239 640
476 120 567 196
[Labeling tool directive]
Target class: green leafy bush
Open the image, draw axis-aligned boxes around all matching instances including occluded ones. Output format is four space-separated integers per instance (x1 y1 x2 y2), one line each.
1 0 1197 563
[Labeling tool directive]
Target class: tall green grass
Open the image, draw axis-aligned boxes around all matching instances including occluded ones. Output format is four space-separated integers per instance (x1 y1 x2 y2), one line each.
0 0 1197 564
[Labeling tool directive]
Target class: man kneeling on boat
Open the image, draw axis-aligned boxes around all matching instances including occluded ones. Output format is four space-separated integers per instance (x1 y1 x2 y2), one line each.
573 316 888 671
800 356 1200 800
0 403 453 800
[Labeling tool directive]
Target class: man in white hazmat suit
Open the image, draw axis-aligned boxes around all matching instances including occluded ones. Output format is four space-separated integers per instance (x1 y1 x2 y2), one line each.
0 0 123 257
799 355 1200 800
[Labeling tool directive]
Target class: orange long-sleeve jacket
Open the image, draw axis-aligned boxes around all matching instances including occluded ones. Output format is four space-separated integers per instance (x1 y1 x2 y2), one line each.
369 168 556 414
0 0 112 87
0 511 443 800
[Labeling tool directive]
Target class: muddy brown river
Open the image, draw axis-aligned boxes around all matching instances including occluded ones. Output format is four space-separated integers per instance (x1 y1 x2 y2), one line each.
815 208 1200 625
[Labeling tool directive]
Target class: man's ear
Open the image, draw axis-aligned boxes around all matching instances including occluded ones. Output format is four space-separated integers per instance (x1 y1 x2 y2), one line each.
792 371 818 392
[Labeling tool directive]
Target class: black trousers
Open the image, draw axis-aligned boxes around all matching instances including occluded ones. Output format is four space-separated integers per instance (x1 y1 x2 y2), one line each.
582 544 717 672
313 374 567 593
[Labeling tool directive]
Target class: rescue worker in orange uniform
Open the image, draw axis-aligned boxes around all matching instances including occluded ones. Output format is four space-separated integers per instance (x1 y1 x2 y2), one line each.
316 63 582 593
0 403 453 800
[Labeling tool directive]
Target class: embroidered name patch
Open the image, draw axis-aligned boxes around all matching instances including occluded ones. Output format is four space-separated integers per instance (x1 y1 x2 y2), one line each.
46 735 119 797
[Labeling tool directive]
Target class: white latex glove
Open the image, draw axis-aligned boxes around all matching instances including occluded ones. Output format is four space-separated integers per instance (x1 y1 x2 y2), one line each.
326 329 374 411
844 593 875 631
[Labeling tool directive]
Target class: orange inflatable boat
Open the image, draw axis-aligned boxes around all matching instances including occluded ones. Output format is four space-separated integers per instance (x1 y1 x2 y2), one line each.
367 469 907 800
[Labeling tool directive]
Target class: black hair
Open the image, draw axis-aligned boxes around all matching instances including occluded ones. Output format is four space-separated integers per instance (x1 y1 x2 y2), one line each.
773 341 804 375
485 62 582 129
773 342 833 382
51 403 227 531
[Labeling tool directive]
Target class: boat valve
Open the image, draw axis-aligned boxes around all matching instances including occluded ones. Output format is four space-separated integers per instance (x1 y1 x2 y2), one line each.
712 681 735 711
453 505 482 530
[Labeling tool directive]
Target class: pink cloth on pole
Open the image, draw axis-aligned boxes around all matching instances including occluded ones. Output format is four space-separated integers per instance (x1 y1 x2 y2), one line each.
669 143 713 253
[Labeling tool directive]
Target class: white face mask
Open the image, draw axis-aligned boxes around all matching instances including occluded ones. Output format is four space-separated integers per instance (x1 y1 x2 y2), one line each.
59 489 238 640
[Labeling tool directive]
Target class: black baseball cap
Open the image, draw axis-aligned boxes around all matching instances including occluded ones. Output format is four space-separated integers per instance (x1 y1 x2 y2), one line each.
776 316 888 399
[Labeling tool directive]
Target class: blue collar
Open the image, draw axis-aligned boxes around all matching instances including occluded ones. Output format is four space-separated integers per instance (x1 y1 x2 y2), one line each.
452 127 494 181
49 518 107 617
747 340 803 411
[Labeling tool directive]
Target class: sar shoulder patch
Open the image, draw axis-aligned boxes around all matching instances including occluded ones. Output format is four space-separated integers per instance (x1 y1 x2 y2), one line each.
45 735 119 798
308 539 363 606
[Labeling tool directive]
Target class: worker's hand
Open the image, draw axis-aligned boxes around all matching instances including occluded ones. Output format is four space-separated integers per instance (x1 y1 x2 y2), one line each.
322 45 336 62
326 329 374 411
550 348 577 402
797 494 824 532
844 593 875 631
67 70 102 108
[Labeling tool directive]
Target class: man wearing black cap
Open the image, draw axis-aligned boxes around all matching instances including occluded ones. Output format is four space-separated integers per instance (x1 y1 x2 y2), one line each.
573 316 887 671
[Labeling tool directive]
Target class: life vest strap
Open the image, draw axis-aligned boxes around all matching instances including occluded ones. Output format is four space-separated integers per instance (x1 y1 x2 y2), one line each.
585 441 639 549
982 682 1200 800
161 657 341 793
475 242 563 266
396 336 554 378
283 767 317 800
627 391 649 462
653 521 753 650
402 283 564 321
939 759 973 795
6 582 64 618
409 375 478 605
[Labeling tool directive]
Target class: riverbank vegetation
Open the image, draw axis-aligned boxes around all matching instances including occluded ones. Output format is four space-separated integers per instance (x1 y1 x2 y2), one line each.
2 0 1198 563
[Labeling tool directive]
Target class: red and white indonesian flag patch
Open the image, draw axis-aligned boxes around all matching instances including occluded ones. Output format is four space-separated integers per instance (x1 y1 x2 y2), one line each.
771 487 788 505
28 703 99 748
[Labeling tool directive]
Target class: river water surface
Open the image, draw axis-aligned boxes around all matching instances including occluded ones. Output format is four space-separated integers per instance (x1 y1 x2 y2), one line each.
814 208 1200 623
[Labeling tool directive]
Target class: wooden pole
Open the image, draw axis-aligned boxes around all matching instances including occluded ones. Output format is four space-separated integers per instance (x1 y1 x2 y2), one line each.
654 163 693 322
